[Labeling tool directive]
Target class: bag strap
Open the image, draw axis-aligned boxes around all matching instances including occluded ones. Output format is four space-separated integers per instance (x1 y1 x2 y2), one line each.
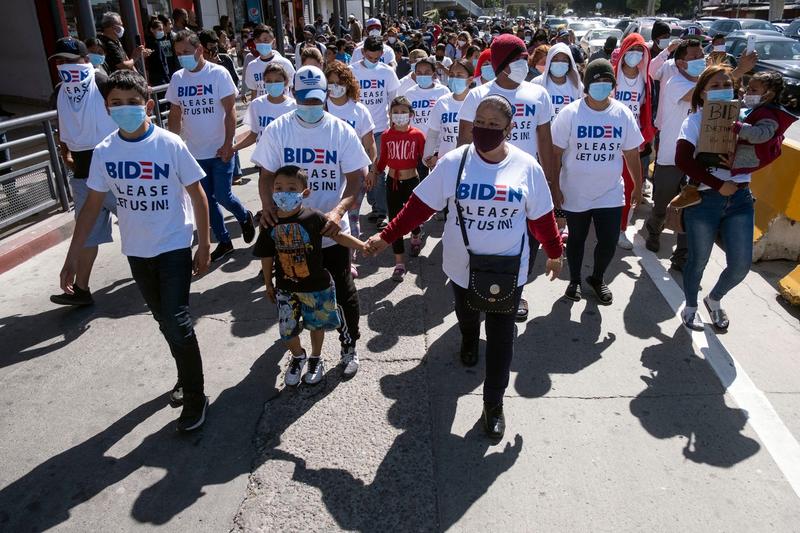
453 147 471 250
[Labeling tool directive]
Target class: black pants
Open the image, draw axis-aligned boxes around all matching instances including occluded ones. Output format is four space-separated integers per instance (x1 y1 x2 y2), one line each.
453 283 523 406
564 207 622 283
322 244 360 347
386 176 421 255
127 248 204 397
645 163 688 263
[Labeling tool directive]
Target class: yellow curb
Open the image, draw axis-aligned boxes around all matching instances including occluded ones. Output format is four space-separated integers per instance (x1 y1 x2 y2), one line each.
778 265 800 306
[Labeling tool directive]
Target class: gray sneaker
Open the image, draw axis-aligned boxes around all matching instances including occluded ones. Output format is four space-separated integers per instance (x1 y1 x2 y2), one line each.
303 357 325 385
285 352 307 387
340 345 359 378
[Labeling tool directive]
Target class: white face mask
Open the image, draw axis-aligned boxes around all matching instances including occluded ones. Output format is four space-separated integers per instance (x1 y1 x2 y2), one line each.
743 94 762 108
369 29 381 37
328 83 346 98
115 25 125 38
457 40 466 47
713 45 726 53
658 38 670 49
507 59 528 84
391 113 410 126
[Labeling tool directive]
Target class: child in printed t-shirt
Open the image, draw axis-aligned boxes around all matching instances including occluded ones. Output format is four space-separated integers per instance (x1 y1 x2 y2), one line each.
254 165 366 387
376 96 426 282
59 70 212 432
233 63 296 153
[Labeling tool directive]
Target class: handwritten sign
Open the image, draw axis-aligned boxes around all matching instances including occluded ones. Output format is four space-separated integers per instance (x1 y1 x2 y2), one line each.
697 100 741 169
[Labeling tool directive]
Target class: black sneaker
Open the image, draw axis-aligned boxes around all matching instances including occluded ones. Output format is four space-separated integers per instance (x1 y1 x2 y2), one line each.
515 298 529 323
586 275 613 305
169 382 183 408
482 402 505 441
645 233 660 253
240 211 256 244
460 337 479 367
669 259 685 272
564 281 582 301
210 241 234 262
50 285 94 306
367 211 381 222
177 394 208 432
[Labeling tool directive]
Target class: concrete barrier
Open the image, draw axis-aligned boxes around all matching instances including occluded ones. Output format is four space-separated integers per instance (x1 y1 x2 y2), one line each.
751 139 800 304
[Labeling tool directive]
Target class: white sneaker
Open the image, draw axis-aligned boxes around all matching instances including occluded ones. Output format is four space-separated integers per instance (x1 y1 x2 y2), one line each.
618 232 634 250
284 352 306 387
341 345 360 378
303 357 325 385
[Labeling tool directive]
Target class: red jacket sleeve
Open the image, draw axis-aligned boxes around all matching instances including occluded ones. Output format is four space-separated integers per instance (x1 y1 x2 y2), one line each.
527 210 563 260
380 193 436 243
375 130 390 174
675 139 725 191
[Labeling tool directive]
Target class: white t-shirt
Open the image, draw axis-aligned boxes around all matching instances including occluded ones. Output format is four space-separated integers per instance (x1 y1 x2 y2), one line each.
397 73 417 96
294 41 328 69
251 112 371 247
614 72 645 122
349 61 401 133
656 74 695 166
459 80 553 157
404 83 451 135
165 62 238 159
551 99 644 213
87 125 205 258
244 95 296 138
413 144 553 288
427 94 464 158
544 79 583 120
678 111 751 188
327 99 375 138
244 53 296 96
351 43 396 65
56 65 116 151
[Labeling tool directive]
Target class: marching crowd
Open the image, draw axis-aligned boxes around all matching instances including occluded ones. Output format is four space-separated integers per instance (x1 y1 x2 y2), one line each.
49 11 795 439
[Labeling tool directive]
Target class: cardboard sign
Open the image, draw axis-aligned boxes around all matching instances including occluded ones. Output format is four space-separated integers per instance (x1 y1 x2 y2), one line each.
697 100 741 169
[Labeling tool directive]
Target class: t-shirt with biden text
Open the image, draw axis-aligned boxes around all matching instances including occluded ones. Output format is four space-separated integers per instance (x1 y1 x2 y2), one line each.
251 112 371 247
244 53 296 96
349 61 400 133
326 98 375 139
165 61 238 159
551 98 644 213
426 94 464 158
404 83 451 136
458 80 553 157
413 144 553 288
656 74 695 166
244 95 296 139
543 79 583 120
86 124 205 258
614 72 645 122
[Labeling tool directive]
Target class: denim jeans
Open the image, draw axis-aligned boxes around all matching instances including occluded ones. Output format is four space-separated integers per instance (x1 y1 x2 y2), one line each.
127 248 204 397
366 131 387 216
198 157 248 244
564 207 623 283
682 187 754 307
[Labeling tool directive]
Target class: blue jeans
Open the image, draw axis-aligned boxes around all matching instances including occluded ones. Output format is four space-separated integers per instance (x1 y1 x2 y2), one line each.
233 152 242 177
198 157 248 244
683 188 754 307
128 248 204 397
366 131 387 216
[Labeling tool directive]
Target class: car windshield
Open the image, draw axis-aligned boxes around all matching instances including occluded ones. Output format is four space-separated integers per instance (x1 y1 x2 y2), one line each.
741 20 775 30
549 18 568 26
569 22 592 31
756 39 800 59
586 28 622 41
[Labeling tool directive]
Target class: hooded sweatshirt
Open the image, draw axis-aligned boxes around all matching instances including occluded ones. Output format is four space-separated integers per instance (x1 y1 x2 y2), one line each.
532 42 583 119
612 34 655 145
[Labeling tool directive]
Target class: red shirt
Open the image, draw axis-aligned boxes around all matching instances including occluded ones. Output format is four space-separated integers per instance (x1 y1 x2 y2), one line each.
376 126 425 177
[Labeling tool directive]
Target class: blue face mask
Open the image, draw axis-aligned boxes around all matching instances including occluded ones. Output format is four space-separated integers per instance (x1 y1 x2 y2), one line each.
273 191 304 212
296 104 324 123
256 42 272 56
588 81 613 101
448 77 468 94
155 30 165 40
706 88 734 102
178 53 198 71
624 51 643 68
549 61 569 77
265 82 285 97
364 58 379 69
110 105 147 133
88 53 105 67
472 59 478 68
416 74 433 88
480 63 495 81
685 58 706 77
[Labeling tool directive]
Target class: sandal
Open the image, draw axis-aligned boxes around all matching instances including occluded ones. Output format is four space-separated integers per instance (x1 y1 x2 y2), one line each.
703 297 729 330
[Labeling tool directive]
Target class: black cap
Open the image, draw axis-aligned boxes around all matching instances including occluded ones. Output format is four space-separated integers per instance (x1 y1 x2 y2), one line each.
652 20 671 40
604 36 618 50
303 25 315 34
49 37 88 61
584 58 616 86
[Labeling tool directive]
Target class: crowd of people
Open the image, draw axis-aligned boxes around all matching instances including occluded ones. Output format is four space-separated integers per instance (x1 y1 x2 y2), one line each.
49 10 795 439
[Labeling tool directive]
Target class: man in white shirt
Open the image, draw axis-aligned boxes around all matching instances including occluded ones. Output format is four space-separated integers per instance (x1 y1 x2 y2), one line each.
244 24 295 99
167 30 255 261
351 18 397 66
294 25 327 70
350 35 400 228
253 66 371 377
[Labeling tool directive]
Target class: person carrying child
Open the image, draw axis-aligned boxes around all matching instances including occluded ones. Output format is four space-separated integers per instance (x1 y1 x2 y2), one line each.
376 96 427 281
254 165 366 386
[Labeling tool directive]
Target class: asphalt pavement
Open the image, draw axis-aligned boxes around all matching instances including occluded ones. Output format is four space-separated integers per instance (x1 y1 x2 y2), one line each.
1 141 799 532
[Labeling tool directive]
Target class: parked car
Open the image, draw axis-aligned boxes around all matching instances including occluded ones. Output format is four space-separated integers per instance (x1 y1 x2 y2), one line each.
580 27 623 57
544 17 570 30
709 18 783 38
725 32 800 111
783 18 800 39
568 21 600 40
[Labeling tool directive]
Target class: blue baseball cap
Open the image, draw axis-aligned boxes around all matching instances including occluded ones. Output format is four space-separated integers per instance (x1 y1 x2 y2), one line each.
294 65 327 101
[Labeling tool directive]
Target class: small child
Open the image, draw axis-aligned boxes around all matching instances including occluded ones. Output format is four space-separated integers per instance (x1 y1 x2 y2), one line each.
376 96 426 282
233 63 296 153
254 165 366 386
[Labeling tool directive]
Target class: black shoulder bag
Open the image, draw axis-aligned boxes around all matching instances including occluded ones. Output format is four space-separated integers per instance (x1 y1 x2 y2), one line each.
452 148 524 314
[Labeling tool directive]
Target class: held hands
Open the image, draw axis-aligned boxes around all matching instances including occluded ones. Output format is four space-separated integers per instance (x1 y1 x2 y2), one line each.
193 244 210 276
363 234 390 256
545 257 563 281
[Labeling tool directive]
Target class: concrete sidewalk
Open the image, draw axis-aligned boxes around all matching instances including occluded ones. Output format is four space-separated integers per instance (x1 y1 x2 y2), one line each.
1 144 799 531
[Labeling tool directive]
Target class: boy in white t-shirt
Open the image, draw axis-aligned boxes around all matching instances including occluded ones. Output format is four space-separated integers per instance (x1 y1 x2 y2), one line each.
233 63 296 152
59 70 211 432
167 30 255 262
244 24 296 99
